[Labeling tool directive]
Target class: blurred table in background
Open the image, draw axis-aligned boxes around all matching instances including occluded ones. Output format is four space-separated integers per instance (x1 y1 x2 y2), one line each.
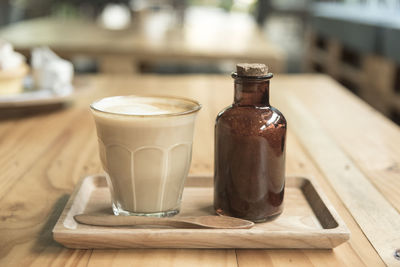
0 8 286 74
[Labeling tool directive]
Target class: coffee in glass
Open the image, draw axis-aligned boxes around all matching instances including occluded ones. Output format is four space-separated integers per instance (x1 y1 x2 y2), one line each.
91 95 201 217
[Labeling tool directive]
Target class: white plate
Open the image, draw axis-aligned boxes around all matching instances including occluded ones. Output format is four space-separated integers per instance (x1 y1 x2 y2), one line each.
0 77 74 108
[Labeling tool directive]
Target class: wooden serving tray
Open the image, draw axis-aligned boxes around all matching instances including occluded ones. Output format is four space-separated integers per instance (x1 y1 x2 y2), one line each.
53 175 350 249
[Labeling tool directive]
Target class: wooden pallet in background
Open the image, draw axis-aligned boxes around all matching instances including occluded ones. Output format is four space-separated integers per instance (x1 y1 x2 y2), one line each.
305 30 400 123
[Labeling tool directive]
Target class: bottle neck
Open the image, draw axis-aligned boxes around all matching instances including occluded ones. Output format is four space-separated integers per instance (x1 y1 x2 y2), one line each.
233 77 270 106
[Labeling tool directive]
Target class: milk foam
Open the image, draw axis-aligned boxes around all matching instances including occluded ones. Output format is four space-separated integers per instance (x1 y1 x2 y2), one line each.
105 103 173 115
92 96 189 116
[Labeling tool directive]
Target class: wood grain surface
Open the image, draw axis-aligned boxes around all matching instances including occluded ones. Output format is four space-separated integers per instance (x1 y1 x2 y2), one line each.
0 74 399 266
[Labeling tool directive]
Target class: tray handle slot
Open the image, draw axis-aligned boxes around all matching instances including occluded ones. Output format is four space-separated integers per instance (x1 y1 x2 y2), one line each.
301 179 338 229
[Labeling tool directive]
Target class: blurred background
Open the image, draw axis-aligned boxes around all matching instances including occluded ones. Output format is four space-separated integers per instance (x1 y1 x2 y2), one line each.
0 0 399 123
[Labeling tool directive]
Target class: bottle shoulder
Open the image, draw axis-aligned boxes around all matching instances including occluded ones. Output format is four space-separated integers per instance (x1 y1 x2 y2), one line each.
270 106 287 124
215 105 287 136
216 105 233 121
217 105 286 124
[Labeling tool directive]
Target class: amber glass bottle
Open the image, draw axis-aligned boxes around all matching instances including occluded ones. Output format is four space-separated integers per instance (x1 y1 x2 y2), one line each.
214 63 287 222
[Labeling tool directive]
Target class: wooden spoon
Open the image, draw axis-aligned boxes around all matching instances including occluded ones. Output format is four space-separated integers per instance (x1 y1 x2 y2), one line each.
74 214 254 229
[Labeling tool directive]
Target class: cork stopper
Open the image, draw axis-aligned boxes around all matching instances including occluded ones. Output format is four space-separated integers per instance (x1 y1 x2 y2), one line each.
236 63 268 77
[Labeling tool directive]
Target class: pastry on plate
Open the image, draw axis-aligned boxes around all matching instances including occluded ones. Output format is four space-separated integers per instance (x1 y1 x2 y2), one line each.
0 40 29 96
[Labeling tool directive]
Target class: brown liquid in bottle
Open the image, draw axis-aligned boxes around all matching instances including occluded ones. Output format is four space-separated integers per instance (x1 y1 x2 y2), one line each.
214 63 286 222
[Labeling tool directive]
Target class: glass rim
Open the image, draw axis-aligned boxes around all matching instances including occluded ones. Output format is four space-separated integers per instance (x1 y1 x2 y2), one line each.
90 95 202 118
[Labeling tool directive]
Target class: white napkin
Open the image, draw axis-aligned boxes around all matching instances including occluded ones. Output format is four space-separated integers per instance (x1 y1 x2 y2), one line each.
0 40 25 70
31 47 74 95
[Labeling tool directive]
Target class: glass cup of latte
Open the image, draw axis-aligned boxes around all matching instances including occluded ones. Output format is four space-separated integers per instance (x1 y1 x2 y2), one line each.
90 95 201 217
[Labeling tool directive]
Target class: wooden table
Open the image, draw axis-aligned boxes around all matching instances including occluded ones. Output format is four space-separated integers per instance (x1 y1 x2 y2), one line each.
1 74 399 266
0 10 286 73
